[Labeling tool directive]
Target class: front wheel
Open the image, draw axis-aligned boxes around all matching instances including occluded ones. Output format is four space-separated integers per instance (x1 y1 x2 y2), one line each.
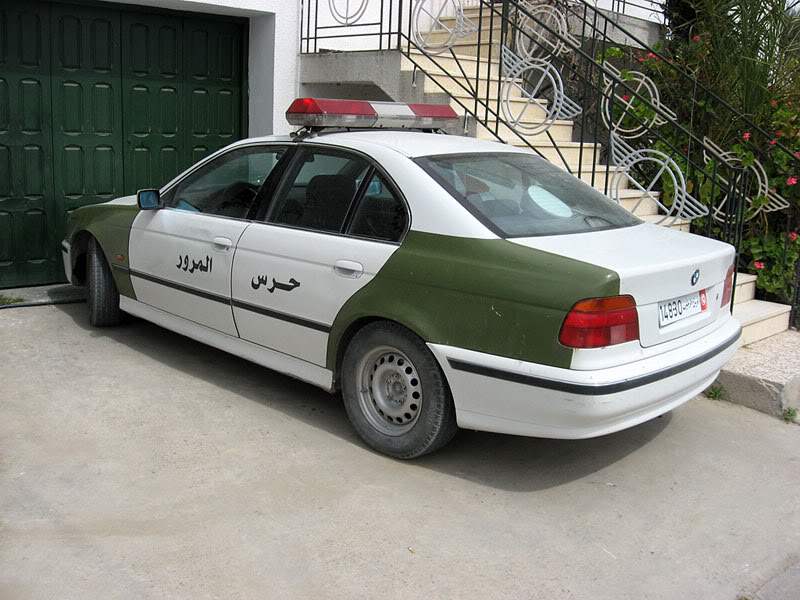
341 322 458 459
86 237 123 327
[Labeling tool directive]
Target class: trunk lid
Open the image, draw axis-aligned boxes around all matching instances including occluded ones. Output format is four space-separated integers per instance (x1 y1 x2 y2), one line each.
511 223 735 347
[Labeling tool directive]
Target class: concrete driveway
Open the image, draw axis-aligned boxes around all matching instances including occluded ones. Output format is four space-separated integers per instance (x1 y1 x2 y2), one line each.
2 303 799 600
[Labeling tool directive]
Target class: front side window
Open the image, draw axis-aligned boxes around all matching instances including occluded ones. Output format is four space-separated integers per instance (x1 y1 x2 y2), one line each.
269 148 370 233
415 152 641 237
165 146 286 219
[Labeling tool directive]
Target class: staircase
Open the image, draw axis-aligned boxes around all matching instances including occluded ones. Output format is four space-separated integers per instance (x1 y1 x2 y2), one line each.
298 1 794 345
400 5 792 345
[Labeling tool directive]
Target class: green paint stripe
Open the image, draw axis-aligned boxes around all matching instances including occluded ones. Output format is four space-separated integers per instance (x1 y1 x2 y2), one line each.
328 231 620 372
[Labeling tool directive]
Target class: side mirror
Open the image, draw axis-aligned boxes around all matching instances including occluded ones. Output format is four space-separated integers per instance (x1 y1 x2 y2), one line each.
137 189 161 210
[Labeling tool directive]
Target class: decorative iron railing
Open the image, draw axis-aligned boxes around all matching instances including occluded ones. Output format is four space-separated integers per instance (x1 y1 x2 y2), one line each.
300 0 800 326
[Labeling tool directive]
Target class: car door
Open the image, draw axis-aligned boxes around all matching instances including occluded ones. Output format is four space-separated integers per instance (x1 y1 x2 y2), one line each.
231 146 409 366
128 144 288 336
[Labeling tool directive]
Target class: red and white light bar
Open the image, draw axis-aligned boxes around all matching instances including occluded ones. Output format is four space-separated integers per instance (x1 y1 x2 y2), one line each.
286 97 459 130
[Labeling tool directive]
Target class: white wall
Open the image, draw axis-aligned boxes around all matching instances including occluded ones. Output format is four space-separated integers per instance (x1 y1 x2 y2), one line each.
109 0 300 135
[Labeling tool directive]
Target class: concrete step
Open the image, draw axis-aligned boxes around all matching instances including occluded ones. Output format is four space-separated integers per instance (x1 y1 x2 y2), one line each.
476 118 574 143
615 189 660 216
405 51 499 80
734 273 757 305
507 138 601 165
714 329 799 420
733 299 792 346
422 24 505 48
423 38 504 60
418 69 518 98
639 213 691 232
438 6 502 27
448 91 549 120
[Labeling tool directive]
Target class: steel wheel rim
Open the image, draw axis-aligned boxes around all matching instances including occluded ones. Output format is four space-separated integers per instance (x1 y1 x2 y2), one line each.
356 345 423 436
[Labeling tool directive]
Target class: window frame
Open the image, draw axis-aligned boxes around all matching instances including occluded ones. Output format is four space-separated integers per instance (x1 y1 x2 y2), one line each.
261 143 411 245
414 151 642 239
159 142 292 223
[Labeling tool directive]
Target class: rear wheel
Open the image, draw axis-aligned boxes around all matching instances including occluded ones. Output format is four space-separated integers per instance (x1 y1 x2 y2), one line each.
87 237 122 327
341 322 458 459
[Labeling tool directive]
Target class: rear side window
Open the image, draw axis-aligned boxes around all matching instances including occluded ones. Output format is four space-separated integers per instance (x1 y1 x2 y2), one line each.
269 148 369 233
347 172 408 243
415 152 641 237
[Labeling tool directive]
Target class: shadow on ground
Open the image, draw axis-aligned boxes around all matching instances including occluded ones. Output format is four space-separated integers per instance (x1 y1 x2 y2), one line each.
55 301 671 493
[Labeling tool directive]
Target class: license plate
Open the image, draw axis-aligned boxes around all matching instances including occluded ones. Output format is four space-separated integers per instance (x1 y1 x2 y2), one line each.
658 289 708 327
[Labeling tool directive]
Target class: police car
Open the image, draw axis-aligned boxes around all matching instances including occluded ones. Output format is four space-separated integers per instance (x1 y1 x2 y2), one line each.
62 98 741 458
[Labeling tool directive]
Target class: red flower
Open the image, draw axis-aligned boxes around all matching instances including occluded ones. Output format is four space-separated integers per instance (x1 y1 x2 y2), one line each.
770 139 777 145
754 261 765 270
693 35 701 41
789 101 793 106
743 132 751 140
795 152 800 159
622 94 630 101
636 50 642 56
777 130 783 136
646 52 655 58
771 100 777 106
788 176 798 185
790 232 798 241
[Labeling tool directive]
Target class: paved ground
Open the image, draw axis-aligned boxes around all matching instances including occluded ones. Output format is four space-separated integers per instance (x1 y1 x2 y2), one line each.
2 303 799 600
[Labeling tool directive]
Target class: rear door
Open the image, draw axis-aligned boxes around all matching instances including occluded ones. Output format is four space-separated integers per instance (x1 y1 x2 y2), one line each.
231 146 409 365
129 144 287 335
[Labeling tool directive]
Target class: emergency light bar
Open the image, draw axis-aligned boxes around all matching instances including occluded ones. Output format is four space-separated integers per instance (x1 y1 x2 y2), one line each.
286 98 459 130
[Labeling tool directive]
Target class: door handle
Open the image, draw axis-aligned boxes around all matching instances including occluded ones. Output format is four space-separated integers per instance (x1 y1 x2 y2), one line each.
211 236 233 251
334 259 364 279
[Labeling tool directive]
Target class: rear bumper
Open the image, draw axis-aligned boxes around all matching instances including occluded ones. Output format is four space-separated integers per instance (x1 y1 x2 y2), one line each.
428 317 741 439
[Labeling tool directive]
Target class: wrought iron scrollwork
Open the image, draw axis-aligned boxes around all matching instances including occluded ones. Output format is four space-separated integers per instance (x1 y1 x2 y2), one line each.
515 1 579 60
328 0 370 25
500 45 581 136
600 63 676 140
411 0 478 55
702 137 791 221
610 133 708 224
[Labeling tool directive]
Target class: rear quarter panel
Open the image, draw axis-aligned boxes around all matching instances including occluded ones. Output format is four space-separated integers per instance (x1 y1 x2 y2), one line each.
328 231 620 372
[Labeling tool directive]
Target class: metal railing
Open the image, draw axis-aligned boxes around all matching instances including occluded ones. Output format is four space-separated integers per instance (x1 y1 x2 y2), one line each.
300 0 800 325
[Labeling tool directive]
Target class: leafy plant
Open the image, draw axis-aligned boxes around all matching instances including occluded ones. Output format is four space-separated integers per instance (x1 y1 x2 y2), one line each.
783 407 798 423
705 385 725 400
0 294 25 305
741 230 800 302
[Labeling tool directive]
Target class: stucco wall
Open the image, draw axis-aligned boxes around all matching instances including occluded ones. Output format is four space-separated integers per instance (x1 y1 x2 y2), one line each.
109 0 299 136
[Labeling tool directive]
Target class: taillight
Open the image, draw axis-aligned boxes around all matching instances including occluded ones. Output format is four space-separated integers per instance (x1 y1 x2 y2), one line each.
559 295 640 349
721 263 735 307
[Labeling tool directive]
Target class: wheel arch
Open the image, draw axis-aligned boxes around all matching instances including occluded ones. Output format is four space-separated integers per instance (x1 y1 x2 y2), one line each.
65 203 139 299
330 315 434 392
68 230 94 286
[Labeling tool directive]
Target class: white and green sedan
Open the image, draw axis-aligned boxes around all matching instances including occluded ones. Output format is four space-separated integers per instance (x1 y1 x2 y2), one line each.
62 98 741 458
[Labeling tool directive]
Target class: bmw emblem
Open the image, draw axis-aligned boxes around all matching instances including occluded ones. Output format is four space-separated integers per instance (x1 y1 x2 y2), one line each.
691 269 700 286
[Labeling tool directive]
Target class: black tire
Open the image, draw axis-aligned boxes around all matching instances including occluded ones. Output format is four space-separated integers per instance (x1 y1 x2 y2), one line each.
87 237 123 327
341 321 458 459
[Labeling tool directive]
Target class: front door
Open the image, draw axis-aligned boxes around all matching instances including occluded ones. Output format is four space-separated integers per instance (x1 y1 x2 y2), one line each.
129 144 286 335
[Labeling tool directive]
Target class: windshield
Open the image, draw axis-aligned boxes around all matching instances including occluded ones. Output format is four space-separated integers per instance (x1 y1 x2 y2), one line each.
415 152 641 237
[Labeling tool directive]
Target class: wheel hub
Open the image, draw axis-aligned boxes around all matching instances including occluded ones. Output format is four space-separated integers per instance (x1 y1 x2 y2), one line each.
385 374 407 404
357 346 423 436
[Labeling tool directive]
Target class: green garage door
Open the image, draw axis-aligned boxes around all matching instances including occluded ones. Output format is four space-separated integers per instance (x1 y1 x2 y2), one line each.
0 0 247 288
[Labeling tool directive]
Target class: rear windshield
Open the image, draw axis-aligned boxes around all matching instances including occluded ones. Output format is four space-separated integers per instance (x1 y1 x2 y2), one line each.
415 152 641 238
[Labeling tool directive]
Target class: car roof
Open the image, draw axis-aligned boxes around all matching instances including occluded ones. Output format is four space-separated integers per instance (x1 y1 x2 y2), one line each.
234 130 528 159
